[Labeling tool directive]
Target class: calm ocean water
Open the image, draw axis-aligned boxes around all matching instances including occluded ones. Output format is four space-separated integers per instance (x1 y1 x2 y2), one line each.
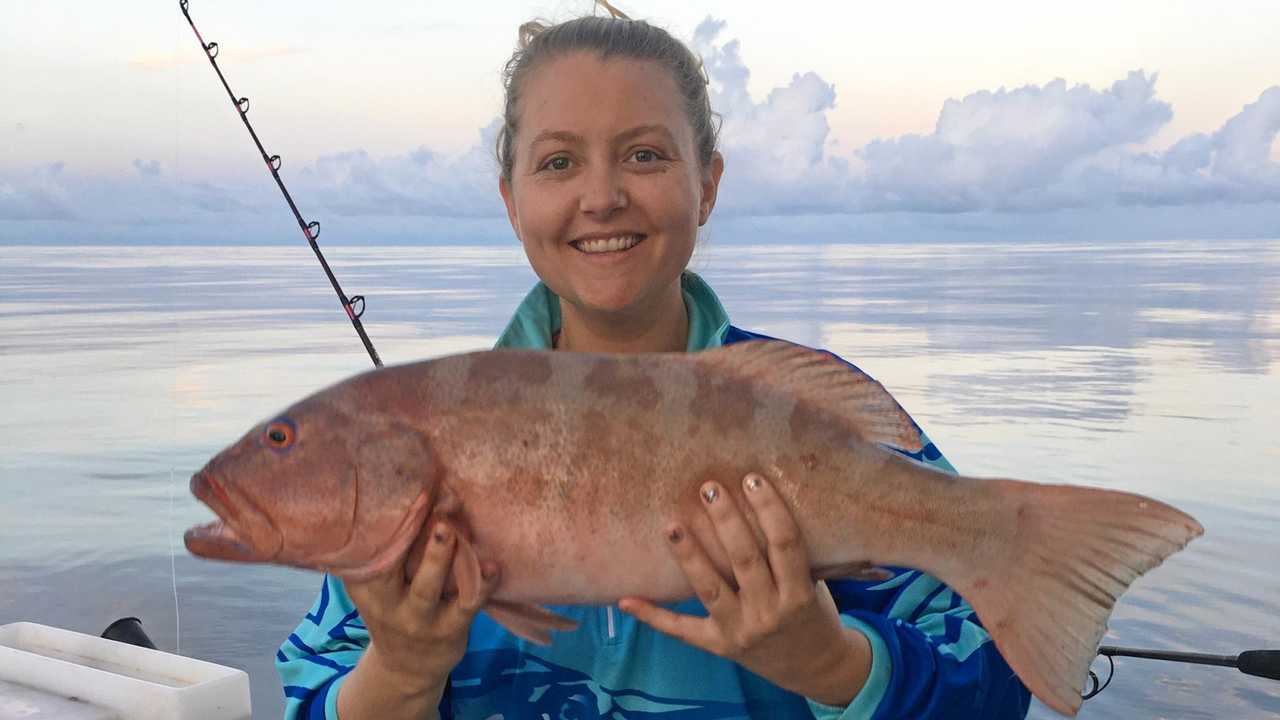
1 239 1278 719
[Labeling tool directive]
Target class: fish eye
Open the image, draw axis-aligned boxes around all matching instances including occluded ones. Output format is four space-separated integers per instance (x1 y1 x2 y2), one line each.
264 420 296 449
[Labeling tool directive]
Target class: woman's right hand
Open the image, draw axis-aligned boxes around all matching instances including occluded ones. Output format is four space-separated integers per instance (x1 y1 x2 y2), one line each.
338 520 500 719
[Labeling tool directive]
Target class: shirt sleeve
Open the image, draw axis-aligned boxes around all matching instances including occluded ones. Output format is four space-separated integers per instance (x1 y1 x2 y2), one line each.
275 574 366 720
805 432 1032 720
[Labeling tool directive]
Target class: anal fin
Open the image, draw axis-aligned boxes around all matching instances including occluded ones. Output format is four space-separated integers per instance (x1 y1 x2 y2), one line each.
484 600 579 646
812 561 895 583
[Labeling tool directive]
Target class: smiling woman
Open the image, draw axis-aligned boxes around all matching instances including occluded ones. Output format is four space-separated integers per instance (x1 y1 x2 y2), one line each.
498 52 723 352
271 3 1035 720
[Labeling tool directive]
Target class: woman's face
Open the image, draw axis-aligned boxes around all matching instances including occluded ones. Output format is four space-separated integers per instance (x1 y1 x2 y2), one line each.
500 51 723 319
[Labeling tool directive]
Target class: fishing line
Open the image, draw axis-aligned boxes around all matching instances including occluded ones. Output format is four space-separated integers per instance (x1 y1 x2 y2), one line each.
178 0 382 368
169 15 183 657
169 466 182 654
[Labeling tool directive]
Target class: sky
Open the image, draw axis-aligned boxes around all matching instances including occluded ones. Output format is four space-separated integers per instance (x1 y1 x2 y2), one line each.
2 0 1279 243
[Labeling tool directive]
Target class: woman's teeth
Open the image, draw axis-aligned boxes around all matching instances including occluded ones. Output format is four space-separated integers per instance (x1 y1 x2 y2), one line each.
574 235 644 254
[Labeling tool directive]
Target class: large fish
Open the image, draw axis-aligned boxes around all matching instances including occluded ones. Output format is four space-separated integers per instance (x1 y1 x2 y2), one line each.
185 340 1202 717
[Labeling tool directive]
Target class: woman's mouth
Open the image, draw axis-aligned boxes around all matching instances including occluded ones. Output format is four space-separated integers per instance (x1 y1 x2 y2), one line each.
571 234 647 254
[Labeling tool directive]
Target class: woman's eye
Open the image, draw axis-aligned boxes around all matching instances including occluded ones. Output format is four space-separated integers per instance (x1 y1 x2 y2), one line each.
543 156 571 172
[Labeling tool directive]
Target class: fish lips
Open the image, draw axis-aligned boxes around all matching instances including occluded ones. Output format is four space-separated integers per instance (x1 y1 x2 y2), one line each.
185 470 283 563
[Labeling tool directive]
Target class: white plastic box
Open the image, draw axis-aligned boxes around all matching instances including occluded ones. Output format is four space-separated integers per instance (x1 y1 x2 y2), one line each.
0 622 251 720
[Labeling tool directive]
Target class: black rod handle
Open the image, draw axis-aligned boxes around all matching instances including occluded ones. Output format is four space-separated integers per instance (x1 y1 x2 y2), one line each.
1238 650 1280 681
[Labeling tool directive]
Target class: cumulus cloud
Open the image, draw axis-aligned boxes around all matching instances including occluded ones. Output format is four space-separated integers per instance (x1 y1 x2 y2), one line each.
857 72 1175 211
688 18 1278 213
293 118 504 218
0 163 77 221
4 15 1279 239
1107 86 1280 205
692 19 852 214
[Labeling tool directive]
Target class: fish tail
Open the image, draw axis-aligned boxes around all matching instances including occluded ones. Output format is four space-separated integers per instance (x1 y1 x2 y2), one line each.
957 480 1202 717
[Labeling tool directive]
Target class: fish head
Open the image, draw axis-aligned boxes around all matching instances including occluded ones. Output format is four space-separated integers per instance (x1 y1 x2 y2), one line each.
184 392 437 580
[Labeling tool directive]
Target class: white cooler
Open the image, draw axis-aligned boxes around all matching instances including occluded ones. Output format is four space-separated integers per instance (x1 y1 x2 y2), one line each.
0 622 251 720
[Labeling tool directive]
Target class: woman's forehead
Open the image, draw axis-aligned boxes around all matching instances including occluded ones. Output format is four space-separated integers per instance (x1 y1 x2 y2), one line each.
518 52 688 141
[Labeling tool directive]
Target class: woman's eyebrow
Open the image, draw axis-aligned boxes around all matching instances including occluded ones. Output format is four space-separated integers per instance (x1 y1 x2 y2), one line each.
529 124 675 149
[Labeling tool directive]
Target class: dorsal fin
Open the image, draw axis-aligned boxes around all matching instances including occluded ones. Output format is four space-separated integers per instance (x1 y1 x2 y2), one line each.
693 340 923 454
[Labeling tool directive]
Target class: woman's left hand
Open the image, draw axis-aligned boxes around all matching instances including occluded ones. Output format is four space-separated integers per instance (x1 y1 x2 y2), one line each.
618 473 873 707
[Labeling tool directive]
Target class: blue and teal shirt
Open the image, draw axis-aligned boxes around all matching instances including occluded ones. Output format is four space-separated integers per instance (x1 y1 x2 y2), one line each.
276 272 1032 719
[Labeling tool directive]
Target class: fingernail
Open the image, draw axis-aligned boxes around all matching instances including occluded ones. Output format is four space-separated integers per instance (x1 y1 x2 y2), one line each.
433 526 451 544
744 474 763 492
701 484 720 504
667 526 684 543
481 564 499 581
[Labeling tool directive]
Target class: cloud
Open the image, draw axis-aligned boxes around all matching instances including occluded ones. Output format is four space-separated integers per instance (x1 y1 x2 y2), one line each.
1109 86 1280 205
4 16 1279 241
691 19 851 214
133 159 162 177
0 163 77 221
688 18 1279 214
293 118 504 218
857 71 1175 212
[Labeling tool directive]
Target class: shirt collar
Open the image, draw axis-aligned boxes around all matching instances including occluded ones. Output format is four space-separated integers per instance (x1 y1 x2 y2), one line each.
494 271 730 351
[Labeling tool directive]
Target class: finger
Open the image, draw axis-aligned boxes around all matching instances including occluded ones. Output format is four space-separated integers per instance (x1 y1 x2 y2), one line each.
700 481 777 603
666 522 742 627
741 473 812 601
406 520 457 610
617 597 721 652
441 533 493 623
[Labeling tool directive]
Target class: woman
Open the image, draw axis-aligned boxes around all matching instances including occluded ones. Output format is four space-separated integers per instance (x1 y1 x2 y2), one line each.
278 5 1032 719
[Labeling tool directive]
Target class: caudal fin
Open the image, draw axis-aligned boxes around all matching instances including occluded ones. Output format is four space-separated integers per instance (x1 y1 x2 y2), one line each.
958 481 1202 717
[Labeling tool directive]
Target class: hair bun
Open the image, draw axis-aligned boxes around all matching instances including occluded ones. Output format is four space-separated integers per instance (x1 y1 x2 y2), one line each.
518 20 549 49
595 0 631 20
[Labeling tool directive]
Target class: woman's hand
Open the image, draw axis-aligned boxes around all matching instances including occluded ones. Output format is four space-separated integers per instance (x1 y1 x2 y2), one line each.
618 473 872 708
338 520 500 720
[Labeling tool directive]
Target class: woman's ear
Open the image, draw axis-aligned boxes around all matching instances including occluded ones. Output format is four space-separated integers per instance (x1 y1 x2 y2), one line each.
499 175 522 240
699 151 725 226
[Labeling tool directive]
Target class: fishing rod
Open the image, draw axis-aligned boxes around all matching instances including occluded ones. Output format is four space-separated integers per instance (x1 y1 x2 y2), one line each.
1084 644 1280 700
178 0 382 368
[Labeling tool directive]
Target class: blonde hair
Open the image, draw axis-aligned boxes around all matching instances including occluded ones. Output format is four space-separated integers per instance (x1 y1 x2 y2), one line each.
495 0 721 183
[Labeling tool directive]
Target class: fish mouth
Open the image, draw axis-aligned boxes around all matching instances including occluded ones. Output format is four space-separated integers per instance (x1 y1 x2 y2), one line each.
185 470 280 563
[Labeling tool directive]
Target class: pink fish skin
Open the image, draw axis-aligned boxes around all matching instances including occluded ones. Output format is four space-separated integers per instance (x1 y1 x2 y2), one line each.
185 340 1203 717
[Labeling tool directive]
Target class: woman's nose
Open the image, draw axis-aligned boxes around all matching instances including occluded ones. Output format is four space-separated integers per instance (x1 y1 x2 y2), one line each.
578 163 628 216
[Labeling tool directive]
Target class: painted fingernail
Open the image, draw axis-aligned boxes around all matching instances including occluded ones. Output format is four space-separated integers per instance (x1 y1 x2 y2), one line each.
667 526 684 543
744 474 763 492
701 485 720 504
